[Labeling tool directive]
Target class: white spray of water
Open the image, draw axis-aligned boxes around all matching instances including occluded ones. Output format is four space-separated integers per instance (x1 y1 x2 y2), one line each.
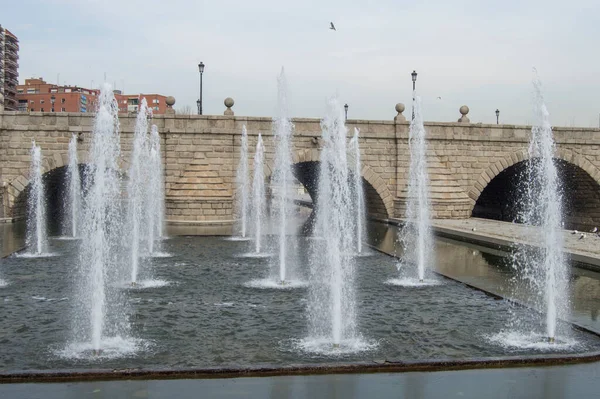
308 97 357 347
399 95 433 282
147 124 165 250
26 142 48 255
252 134 266 254
521 74 568 341
270 68 296 283
76 84 128 353
127 99 152 284
65 134 81 238
235 126 250 238
349 128 366 254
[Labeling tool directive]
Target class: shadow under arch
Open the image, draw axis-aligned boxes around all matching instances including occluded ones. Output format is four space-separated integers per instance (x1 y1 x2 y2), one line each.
472 158 600 230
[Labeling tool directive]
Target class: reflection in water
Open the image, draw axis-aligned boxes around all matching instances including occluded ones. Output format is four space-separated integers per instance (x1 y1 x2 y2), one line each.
368 221 600 334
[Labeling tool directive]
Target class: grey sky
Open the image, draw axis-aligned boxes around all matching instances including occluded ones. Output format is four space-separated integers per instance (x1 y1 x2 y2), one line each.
5 0 600 126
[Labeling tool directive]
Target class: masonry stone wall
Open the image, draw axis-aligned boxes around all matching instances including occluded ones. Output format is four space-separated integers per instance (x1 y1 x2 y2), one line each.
1 110 600 225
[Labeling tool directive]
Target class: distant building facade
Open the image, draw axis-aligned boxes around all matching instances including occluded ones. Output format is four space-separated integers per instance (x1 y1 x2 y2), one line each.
15 79 169 114
112 90 169 114
16 78 98 113
0 25 20 111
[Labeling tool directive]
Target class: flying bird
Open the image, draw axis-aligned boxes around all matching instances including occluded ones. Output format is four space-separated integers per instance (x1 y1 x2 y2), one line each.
437 96 442 100
330 22 336 31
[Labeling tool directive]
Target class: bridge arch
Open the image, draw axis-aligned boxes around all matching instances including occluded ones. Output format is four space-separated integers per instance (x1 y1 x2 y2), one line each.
470 149 600 229
264 148 394 219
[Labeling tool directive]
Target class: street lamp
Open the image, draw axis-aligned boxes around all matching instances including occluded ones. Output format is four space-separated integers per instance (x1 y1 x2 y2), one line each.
197 62 205 115
495 109 500 125
411 70 417 120
344 103 348 121
50 95 55 113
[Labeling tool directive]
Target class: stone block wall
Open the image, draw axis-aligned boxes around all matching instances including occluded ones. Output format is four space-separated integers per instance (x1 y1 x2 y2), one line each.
2 110 600 225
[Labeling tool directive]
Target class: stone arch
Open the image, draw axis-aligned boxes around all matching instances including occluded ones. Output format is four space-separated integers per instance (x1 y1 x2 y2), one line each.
469 149 600 228
264 148 394 218
5 152 69 219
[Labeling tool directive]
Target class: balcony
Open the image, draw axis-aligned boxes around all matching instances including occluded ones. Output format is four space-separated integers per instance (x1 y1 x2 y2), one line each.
4 58 18 69
4 85 16 95
4 49 18 59
5 40 19 51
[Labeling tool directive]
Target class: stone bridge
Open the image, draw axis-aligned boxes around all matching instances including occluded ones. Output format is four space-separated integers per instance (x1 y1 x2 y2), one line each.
1 107 600 228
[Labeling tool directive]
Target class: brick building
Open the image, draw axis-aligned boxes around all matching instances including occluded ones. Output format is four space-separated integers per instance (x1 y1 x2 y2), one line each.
16 78 98 113
16 78 169 114
0 25 20 111
112 90 169 114
16 78 167 115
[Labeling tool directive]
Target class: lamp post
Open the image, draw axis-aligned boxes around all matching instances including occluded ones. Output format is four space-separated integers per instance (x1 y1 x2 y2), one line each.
344 103 348 121
495 109 500 125
411 70 417 120
50 95 55 113
197 62 205 115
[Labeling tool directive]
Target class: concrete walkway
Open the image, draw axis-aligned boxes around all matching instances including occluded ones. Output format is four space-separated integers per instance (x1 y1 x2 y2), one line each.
419 218 600 268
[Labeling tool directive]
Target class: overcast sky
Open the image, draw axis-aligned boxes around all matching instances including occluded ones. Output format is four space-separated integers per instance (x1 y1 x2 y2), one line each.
4 0 600 126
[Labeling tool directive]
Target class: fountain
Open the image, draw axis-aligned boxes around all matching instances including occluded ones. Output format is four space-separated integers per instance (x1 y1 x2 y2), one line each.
24 142 48 256
389 94 436 286
491 73 570 346
127 99 152 285
269 69 297 284
349 128 366 255
234 126 250 239
62 134 81 238
304 97 362 351
251 134 266 255
69 84 133 356
147 124 166 254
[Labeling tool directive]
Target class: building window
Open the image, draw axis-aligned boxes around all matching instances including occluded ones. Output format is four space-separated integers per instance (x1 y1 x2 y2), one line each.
41 108 44 112
31 108 35 112
61 108 66 112
153 99 159 104
27 88 36 94
51 108 55 112
17 89 23 94
153 106 159 111
30 100 34 104
50 88 58 93
61 98 66 104
40 100 45 104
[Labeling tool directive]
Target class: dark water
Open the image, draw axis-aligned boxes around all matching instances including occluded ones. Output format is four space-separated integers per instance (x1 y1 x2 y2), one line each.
1 234 600 371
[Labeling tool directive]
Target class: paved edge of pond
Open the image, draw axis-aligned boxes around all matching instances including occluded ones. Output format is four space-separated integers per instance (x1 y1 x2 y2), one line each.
2 351 600 384
382 217 600 272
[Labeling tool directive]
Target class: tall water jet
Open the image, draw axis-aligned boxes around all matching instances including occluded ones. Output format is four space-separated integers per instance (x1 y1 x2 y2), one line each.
25 142 48 255
235 126 250 238
252 134 266 254
396 95 433 283
73 84 130 354
349 128 366 254
307 98 357 348
270 69 297 284
520 75 568 341
127 99 151 284
146 124 165 253
64 134 81 238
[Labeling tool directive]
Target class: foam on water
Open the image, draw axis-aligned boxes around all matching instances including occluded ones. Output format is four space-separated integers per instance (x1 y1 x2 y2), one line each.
0 279 7 288
236 252 273 259
244 278 308 290
385 278 442 287
14 252 59 258
126 279 170 289
488 331 579 351
224 236 252 242
58 336 150 360
290 337 378 357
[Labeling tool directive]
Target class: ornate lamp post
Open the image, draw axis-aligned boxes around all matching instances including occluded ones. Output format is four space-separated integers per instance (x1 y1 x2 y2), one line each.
495 109 500 125
344 103 348 121
197 62 205 115
411 70 417 120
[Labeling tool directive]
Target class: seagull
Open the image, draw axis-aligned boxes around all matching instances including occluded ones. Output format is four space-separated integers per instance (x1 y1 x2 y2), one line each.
437 96 442 100
571 230 578 235
579 233 586 240
471 227 477 232
330 22 336 31
592 227 598 233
